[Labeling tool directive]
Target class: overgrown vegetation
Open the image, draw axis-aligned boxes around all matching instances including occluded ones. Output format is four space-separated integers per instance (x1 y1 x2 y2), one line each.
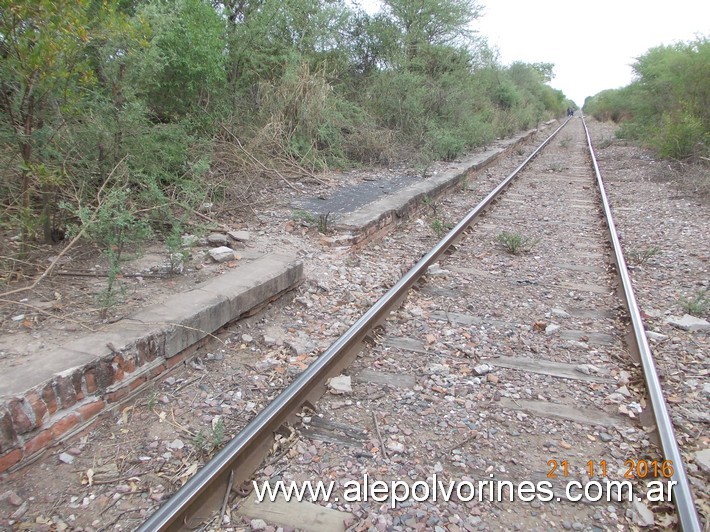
0 0 569 289
584 37 709 160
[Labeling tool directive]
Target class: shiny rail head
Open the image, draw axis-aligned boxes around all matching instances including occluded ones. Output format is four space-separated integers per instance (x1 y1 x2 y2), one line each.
580 114 701 532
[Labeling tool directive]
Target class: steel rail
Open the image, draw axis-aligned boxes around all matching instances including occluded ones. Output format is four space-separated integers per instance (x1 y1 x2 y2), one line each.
581 115 701 531
138 118 572 531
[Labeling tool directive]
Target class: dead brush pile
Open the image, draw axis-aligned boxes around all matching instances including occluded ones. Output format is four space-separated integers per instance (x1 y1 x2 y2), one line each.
212 63 396 205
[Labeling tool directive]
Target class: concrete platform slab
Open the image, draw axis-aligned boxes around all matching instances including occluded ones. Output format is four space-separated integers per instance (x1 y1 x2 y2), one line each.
309 126 549 246
0 253 303 471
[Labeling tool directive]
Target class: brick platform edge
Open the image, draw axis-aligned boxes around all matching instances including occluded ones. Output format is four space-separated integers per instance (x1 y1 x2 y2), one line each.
0 254 303 473
322 124 550 248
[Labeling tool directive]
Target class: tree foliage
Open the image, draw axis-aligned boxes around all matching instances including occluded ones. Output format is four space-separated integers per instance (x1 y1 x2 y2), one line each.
0 0 98 240
134 0 226 119
0 0 567 260
584 37 709 159
381 0 482 61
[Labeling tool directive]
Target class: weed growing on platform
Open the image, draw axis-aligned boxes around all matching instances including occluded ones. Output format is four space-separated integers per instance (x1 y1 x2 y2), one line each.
461 174 471 190
497 231 538 255
165 224 190 275
193 416 225 454
292 209 317 226
84 190 152 319
146 390 158 410
318 212 331 234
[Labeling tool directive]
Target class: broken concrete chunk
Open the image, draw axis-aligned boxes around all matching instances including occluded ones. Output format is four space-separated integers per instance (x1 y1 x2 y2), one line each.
694 448 710 474
551 308 571 318
250 519 268 530
665 314 710 332
207 233 229 246
628 500 655 527
545 323 561 335
328 375 352 394
427 263 449 276
181 234 200 247
0 491 23 507
228 230 251 243
168 439 185 450
615 385 631 397
58 452 75 464
473 364 492 376
386 440 405 453
645 330 669 342
575 364 600 375
208 246 236 263
604 392 625 404
428 363 450 375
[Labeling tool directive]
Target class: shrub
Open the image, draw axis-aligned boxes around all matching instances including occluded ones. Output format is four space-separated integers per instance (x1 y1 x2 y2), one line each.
584 37 709 160
497 231 538 255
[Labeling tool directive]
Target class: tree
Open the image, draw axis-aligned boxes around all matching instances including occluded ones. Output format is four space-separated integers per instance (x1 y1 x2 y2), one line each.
0 0 97 243
217 0 351 92
133 0 227 119
381 0 482 61
584 37 708 159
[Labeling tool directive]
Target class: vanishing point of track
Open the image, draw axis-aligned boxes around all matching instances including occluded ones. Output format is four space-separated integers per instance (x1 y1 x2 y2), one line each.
139 116 702 531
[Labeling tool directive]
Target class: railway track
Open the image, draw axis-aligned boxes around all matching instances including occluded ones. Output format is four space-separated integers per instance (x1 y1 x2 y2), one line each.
138 116 702 531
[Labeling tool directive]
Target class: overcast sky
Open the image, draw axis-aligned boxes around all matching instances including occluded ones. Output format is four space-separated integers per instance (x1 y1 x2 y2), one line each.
475 0 709 105
360 0 709 106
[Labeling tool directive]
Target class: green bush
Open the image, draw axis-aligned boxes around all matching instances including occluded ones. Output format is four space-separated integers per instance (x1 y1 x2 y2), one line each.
426 126 466 161
0 0 571 268
133 0 227 119
652 110 706 159
584 37 709 159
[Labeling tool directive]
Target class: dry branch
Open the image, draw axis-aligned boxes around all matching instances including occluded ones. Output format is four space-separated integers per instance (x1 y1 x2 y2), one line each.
220 124 299 191
0 156 127 299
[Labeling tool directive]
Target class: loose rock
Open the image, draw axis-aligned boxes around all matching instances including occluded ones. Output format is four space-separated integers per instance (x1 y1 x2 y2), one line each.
628 501 654 527
545 323 560 335
228 230 251 243
58 453 75 465
208 246 235 263
328 375 352 394
694 448 710 474
207 233 229 246
665 314 710 332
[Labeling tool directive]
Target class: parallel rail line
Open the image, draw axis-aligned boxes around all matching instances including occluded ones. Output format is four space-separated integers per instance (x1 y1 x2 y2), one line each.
138 116 701 531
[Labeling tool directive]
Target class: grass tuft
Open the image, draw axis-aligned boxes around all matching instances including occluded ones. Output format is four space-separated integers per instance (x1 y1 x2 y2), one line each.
497 231 538 255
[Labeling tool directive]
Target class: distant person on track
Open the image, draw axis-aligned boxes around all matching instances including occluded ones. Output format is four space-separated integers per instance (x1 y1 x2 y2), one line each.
567 107 574 117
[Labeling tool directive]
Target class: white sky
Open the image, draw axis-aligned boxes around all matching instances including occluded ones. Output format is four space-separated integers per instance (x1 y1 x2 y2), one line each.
475 0 710 106
359 0 709 106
